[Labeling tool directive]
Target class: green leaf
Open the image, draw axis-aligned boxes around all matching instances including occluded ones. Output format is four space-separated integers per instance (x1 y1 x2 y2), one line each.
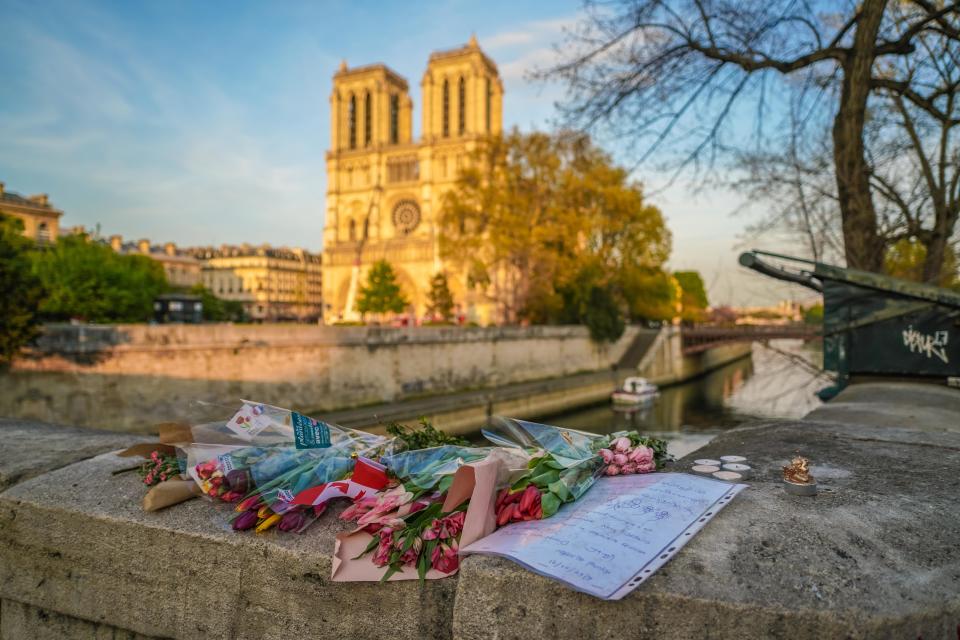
354 535 381 560
541 492 562 518
530 470 561 487
509 477 530 492
417 551 429 583
401 533 417 553
438 474 454 494
548 480 571 502
380 565 400 582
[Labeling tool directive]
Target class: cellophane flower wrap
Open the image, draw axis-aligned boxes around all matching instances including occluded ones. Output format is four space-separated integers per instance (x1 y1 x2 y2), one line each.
231 429 390 535
381 445 490 493
343 445 493 580
595 430 671 477
186 400 383 504
483 417 605 525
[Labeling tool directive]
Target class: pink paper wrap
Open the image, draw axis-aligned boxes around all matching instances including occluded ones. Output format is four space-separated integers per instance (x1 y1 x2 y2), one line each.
331 449 523 581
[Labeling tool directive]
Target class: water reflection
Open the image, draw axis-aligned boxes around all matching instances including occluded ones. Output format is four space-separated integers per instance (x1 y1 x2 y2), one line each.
528 340 825 458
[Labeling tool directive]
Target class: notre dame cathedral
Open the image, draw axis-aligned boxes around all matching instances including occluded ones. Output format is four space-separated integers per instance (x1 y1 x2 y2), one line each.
321 36 503 323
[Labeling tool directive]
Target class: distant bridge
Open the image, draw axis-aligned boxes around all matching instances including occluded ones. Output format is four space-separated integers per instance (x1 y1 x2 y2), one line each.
681 324 819 355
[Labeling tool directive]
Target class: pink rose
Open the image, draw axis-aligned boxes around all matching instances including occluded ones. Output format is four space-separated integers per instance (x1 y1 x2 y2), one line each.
628 446 654 465
599 448 614 464
613 453 628 466
613 437 632 453
605 464 621 476
621 462 637 474
636 461 656 474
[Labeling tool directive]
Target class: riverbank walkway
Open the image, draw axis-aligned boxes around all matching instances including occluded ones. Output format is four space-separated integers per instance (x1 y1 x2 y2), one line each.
0 380 958 639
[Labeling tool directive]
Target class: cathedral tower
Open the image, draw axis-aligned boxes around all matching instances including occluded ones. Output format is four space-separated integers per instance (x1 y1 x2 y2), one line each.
322 39 503 324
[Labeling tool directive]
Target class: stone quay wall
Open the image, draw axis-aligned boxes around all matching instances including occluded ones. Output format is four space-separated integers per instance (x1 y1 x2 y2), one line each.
0 324 643 432
1 382 959 639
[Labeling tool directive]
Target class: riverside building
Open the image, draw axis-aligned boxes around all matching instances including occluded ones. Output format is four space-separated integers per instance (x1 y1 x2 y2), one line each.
191 244 323 323
0 181 63 244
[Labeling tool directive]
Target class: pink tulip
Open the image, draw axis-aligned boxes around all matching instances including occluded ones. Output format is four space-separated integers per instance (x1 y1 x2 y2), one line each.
605 465 621 476
613 453 628 466
613 437 632 453
599 448 614 464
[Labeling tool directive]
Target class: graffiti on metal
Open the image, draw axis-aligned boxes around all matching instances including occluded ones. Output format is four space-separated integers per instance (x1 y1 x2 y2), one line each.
902 326 950 364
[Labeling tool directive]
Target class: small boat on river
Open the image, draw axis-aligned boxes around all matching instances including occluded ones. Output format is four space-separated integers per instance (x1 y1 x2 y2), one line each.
611 376 659 406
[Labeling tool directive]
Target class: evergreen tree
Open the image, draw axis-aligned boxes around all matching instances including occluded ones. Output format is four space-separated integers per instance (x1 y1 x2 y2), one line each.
425 272 455 322
0 214 44 363
356 260 408 318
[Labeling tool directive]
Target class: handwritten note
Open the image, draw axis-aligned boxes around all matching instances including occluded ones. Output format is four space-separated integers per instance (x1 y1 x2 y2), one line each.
461 473 746 600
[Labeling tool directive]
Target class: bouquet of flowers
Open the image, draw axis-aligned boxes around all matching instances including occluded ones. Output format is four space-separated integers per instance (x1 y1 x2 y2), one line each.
596 430 670 476
341 445 495 579
138 450 180 487
484 417 606 525
231 445 362 533
186 401 387 504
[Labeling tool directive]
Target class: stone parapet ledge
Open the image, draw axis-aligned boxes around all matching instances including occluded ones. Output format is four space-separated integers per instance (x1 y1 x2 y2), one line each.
454 414 960 639
0 450 456 639
0 419 148 492
1 382 958 639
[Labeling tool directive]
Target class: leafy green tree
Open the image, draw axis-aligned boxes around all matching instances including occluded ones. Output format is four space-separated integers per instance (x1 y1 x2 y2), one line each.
803 304 824 325
425 272 455 322
356 260 408 318
556 260 626 341
621 269 676 323
0 214 44 363
884 238 959 288
674 271 709 324
188 284 246 322
440 129 672 336
30 235 167 322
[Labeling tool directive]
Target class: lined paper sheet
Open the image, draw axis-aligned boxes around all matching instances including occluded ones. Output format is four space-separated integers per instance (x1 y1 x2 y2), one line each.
461 473 746 600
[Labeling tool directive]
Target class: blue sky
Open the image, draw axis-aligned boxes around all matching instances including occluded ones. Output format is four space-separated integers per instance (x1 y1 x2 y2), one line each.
0 0 808 306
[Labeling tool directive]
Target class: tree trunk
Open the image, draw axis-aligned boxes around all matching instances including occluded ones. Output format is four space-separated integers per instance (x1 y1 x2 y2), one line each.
922 207 956 284
832 0 887 272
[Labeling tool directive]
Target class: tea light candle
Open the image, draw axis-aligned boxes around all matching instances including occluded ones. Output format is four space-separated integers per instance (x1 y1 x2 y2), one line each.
691 465 720 476
720 455 747 464
694 459 722 466
721 463 752 478
712 470 744 482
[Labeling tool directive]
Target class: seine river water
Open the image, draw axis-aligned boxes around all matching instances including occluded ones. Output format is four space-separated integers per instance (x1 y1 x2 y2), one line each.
535 340 829 458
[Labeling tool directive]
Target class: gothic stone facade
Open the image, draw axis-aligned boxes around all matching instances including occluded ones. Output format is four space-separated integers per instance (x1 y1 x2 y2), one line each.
322 37 503 323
